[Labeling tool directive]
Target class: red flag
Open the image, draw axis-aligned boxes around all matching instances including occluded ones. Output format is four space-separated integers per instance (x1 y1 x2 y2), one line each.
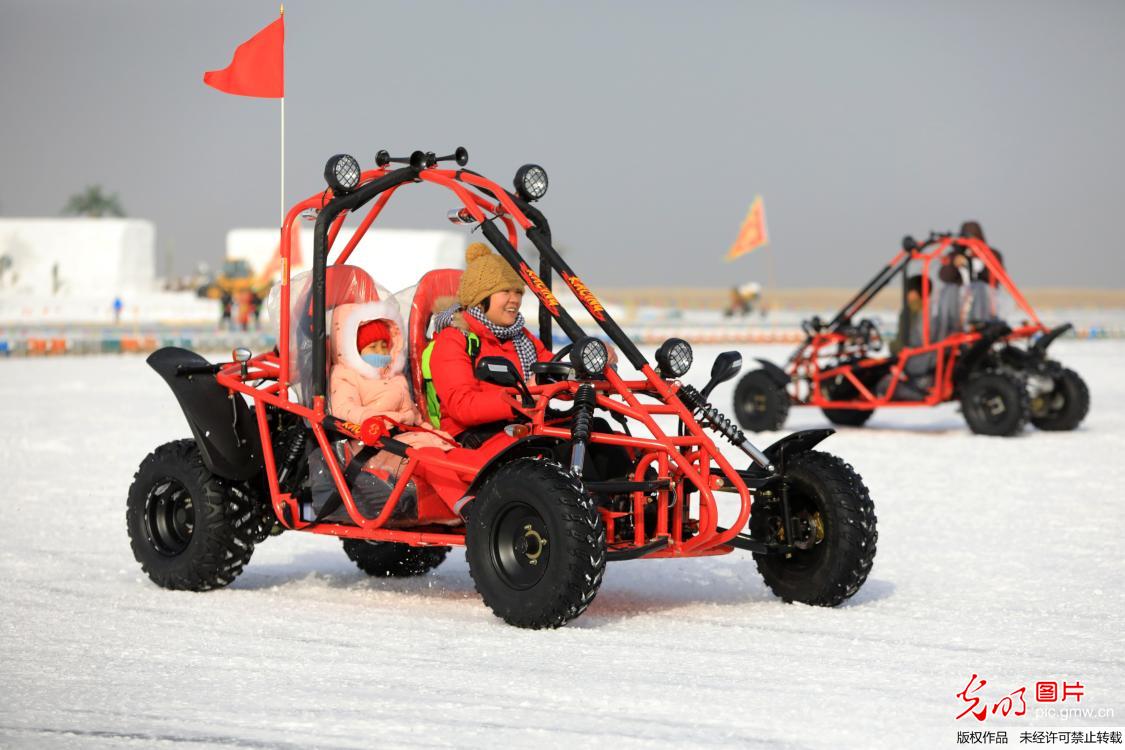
203 16 284 98
725 195 769 261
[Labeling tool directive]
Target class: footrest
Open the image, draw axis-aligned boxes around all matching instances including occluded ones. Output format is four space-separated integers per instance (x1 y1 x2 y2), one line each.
606 536 670 561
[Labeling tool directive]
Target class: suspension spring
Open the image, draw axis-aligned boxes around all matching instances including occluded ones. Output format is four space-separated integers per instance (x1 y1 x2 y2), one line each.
570 383 596 475
678 384 773 470
277 427 308 491
571 383 596 442
677 385 745 444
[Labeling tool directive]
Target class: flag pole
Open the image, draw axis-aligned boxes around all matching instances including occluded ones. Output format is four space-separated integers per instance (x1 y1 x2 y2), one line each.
280 95 285 227
279 4 285 230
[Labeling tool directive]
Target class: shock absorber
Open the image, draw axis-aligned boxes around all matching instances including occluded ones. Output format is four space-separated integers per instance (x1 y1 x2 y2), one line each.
569 383 596 476
276 425 308 491
677 384 774 472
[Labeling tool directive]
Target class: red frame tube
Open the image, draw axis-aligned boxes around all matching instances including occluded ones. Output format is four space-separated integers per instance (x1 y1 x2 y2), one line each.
230 161 760 557
787 235 1050 410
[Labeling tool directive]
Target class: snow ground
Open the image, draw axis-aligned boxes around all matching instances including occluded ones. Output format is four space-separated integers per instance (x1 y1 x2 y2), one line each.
1 340 1123 749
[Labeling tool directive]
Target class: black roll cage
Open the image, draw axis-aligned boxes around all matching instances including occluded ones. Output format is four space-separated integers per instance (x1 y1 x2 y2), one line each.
308 162 649 401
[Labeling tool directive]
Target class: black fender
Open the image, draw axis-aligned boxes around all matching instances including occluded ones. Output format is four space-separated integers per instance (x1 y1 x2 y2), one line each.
465 435 568 496
1031 323 1073 358
953 321 1012 385
147 347 264 481
739 428 835 483
755 358 790 388
762 428 835 467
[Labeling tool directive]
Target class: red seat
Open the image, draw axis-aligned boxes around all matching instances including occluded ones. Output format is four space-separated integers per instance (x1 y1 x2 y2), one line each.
291 265 382 405
408 269 462 425
324 265 380 311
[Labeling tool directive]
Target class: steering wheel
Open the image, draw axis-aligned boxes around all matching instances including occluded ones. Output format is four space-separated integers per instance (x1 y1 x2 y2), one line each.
858 318 883 351
801 316 824 337
550 343 574 363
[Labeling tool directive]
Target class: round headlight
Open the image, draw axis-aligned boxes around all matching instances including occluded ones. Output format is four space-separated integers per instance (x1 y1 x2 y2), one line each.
514 164 548 202
655 338 693 379
324 154 361 194
570 336 608 379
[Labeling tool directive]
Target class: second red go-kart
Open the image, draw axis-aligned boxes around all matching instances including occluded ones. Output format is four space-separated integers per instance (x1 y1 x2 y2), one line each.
127 148 877 628
733 232 1089 437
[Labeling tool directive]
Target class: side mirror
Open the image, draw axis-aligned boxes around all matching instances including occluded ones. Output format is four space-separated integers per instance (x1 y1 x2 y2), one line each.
700 351 742 399
232 347 252 379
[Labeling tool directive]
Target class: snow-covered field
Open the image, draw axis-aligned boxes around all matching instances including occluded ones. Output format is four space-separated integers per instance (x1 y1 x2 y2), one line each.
2 341 1123 749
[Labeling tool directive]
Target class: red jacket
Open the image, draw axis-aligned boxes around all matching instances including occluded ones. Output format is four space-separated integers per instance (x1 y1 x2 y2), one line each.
430 313 551 436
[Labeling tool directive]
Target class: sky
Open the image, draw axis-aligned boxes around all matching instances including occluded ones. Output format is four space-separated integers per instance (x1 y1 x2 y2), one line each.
2 0 1124 289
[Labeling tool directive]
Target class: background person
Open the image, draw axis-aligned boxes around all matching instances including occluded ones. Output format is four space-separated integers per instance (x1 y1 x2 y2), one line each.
881 274 935 400
219 290 233 331
958 221 1007 324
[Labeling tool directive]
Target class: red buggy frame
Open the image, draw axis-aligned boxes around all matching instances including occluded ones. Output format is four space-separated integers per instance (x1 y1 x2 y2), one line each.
130 148 878 627
734 233 1088 436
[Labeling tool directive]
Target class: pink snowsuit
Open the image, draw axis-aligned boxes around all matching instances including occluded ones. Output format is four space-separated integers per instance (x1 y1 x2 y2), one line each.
328 301 452 472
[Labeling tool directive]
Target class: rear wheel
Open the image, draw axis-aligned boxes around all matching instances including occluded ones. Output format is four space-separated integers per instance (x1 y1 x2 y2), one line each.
820 372 875 427
467 458 606 629
1030 367 1089 431
961 371 1029 436
733 370 790 432
750 451 877 606
126 439 258 591
821 408 874 427
342 539 449 577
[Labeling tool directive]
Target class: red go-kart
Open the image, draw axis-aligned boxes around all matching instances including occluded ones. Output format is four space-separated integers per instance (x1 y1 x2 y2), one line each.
127 148 877 628
733 232 1089 437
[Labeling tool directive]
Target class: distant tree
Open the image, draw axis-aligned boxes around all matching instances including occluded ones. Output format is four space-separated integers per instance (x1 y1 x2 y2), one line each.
62 186 126 217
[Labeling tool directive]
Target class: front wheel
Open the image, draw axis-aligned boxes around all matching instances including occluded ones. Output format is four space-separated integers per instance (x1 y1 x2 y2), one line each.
733 370 790 432
960 371 1029 436
467 458 606 629
126 439 258 591
1030 367 1089 431
750 451 877 606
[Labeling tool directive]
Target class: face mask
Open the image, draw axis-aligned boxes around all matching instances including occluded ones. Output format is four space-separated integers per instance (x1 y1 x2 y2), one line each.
362 353 391 369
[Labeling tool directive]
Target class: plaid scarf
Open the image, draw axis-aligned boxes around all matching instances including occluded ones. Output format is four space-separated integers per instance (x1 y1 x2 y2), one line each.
431 304 458 335
465 306 537 379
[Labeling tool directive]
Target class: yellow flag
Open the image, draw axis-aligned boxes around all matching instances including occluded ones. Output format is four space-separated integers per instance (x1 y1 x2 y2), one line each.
725 195 769 261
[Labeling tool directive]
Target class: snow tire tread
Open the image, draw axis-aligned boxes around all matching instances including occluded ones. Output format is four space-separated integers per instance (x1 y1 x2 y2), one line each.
961 369 1030 437
126 439 257 591
733 370 790 432
467 457 606 629
342 539 450 577
751 450 877 607
1031 367 1089 431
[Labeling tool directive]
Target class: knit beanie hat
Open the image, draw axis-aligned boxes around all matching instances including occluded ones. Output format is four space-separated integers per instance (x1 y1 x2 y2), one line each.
458 242 525 308
356 319 391 352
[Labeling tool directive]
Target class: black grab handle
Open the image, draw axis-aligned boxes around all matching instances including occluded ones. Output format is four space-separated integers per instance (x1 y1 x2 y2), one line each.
376 147 468 169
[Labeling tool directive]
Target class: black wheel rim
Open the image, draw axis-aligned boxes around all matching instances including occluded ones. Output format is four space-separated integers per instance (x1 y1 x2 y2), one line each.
144 478 195 556
761 482 826 571
741 386 770 417
969 385 1010 426
490 502 550 590
1041 382 1068 418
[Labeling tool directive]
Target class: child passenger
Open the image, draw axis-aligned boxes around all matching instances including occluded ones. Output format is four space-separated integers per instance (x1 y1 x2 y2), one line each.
327 302 452 494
